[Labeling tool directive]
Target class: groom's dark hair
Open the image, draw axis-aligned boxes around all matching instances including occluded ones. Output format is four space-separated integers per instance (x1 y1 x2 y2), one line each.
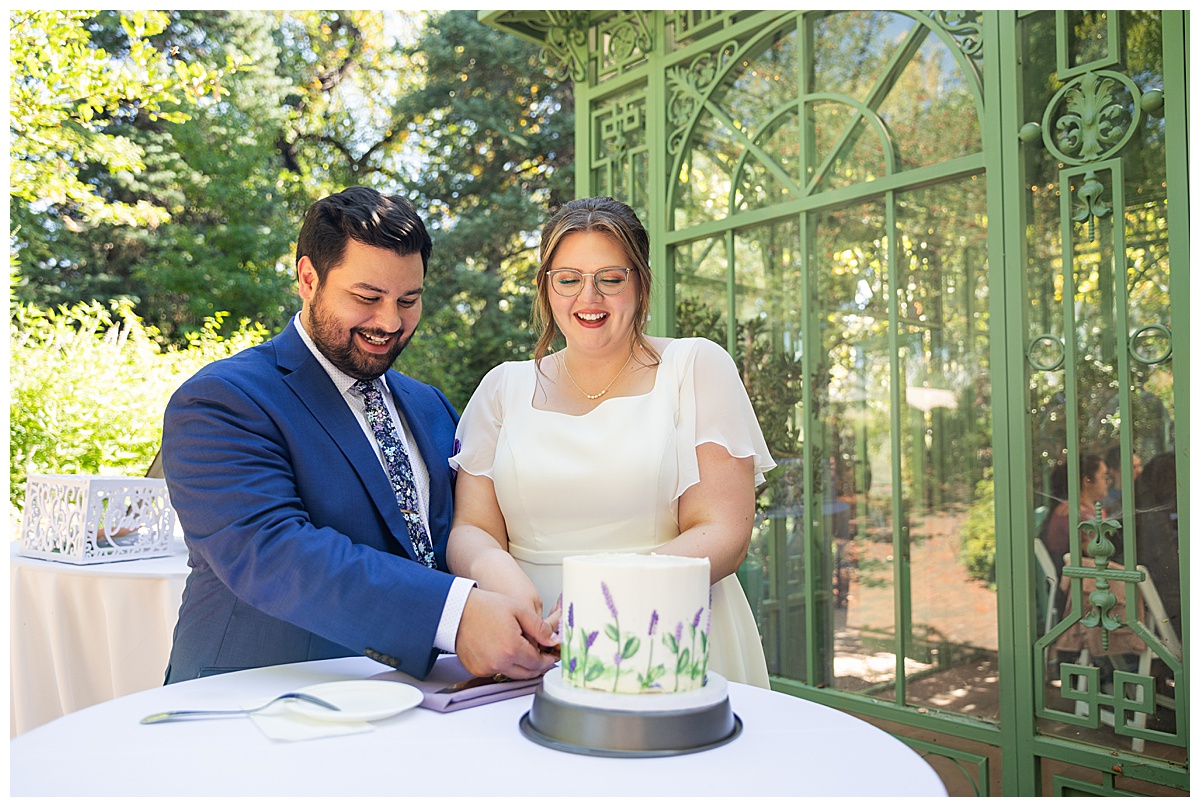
296 186 433 283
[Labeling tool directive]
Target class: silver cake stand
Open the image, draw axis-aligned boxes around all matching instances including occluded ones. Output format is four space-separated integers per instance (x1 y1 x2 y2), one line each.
519 668 742 757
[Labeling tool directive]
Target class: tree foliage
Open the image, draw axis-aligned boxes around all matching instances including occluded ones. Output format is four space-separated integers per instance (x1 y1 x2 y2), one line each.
11 12 573 410
9 10 238 229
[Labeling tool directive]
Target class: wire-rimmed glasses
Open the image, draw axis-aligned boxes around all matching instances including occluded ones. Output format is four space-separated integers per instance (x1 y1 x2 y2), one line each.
546 267 634 297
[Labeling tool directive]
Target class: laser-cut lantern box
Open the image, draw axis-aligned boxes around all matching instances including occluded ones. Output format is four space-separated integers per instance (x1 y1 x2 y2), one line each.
18 474 176 564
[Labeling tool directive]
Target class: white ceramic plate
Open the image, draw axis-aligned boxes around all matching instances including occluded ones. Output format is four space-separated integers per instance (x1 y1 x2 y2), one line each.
286 680 423 723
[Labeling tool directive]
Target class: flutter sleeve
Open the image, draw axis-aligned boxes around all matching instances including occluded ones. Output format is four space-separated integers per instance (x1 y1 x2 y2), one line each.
674 338 777 500
448 363 509 480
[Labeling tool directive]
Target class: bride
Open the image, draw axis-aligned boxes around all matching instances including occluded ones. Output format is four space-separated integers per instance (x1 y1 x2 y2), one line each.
447 197 774 687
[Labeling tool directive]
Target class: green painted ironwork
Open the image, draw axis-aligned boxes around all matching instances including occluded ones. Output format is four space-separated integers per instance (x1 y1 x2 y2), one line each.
482 8 1189 796
899 736 992 797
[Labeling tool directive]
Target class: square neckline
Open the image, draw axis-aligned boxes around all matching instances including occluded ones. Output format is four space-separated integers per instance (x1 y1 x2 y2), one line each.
528 338 680 417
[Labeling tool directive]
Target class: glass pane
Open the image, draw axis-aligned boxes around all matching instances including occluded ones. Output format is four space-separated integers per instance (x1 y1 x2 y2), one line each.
673 122 740 230
672 23 799 229
809 11 983 187
674 236 729 346
809 104 888 192
1066 11 1111 68
894 177 996 718
811 200 899 698
875 32 982 171
725 26 798 211
810 11 906 98
733 221 807 680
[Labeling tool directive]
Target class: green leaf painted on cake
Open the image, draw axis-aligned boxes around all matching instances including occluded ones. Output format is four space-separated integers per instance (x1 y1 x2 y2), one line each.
677 648 690 674
664 633 678 653
637 664 667 690
585 660 604 682
638 663 667 689
604 624 620 642
622 636 640 659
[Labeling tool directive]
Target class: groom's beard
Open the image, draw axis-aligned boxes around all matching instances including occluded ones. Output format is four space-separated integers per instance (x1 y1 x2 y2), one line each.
306 290 415 380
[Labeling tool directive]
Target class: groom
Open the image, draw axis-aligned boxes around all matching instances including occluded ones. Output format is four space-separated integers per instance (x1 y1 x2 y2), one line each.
161 187 558 684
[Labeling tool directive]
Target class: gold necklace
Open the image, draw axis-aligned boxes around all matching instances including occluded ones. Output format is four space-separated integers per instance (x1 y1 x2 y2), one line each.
560 349 635 400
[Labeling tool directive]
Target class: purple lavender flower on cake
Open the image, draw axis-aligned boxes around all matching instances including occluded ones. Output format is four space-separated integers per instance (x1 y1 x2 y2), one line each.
585 630 598 649
602 581 617 619
648 610 659 636
568 602 574 629
692 607 703 628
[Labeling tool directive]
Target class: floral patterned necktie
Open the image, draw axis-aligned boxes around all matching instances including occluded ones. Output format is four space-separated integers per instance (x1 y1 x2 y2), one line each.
353 379 436 568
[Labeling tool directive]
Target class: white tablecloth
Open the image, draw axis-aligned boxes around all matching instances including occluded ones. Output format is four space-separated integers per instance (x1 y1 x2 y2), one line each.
9 541 191 737
10 656 947 796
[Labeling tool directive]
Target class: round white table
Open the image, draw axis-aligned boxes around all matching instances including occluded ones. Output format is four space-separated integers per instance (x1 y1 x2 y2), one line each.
9 541 191 737
10 656 947 796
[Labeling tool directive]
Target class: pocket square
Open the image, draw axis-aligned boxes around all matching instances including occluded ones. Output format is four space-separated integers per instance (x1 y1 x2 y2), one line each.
369 655 541 713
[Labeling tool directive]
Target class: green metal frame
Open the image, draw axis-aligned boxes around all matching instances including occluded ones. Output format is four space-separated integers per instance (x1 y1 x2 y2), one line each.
482 9 1189 796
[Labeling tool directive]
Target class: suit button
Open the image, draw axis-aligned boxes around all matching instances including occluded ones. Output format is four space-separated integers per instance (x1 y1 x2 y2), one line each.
363 647 402 669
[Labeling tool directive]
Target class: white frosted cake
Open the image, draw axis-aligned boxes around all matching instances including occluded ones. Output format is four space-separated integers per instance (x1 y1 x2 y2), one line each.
560 553 711 694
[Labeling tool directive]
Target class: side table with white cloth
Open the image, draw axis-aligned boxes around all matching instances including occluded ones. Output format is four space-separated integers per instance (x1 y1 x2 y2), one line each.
10 655 948 797
9 540 191 737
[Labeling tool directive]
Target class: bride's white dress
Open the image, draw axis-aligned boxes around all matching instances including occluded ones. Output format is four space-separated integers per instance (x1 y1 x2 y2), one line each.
451 337 775 687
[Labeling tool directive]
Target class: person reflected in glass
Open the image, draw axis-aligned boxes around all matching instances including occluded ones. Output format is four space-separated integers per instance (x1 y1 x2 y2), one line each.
1134 451 1180 641
1101 444 1142 517
1042 452 1109 574
447 197 776 687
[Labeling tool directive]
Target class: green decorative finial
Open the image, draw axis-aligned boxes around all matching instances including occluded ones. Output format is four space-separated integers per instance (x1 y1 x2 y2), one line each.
1079 501 1123 648
1072 171 1110 241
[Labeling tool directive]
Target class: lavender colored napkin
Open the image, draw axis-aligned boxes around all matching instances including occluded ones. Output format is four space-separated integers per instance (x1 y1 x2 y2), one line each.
368 655 543 712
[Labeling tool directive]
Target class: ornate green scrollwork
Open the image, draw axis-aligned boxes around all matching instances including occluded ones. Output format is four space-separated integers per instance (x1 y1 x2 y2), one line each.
1035 70 1140 240
1055 72 1129 161
931 10 983 57
599 13 652 66
541 11 591 83
1045 70 1141 165
666 41 741 155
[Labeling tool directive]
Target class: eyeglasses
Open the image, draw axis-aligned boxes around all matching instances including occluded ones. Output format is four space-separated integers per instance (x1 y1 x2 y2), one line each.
546 267 634 297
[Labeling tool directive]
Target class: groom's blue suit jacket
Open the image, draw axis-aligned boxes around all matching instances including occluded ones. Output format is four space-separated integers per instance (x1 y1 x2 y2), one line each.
161 320 458 683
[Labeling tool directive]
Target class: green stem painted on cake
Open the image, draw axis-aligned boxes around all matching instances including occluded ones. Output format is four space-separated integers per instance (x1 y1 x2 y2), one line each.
610 615 622 692
668 621 685 692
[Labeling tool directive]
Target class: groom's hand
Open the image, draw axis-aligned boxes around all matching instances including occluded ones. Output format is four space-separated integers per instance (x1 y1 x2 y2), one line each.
455 589 559 680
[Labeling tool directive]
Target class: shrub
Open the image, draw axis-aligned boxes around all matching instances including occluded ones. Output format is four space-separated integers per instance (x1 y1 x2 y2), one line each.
9 300 266 512
960 476 997 587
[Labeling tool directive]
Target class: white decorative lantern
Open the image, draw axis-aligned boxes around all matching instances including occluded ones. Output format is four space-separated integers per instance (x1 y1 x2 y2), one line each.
18 474 176 564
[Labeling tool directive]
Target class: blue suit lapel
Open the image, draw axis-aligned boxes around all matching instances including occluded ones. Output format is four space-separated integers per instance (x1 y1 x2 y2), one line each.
274 323 417 559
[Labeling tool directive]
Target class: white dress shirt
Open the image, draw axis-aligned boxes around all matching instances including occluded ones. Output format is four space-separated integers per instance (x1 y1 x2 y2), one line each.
294 314 473 653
